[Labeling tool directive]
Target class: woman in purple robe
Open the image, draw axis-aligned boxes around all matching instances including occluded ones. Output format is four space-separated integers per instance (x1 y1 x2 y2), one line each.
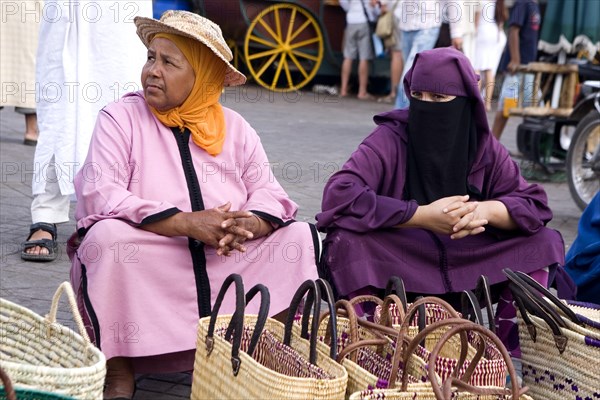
69 11 319 399
316 47 565 354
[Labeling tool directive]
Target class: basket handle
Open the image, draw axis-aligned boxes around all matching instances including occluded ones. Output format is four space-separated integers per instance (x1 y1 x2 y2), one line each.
335 336 393 363
392 296 463 389
507 281 567 353
378 294 407 328
428 322 529 400
316 278 338 360
0 368 16 400
504 269 581 324
384 276 408 313
460 290 485 327
223 284 270 357
475 275 496 333
283 280 321 364
205 274 245 376
46 281 91 344
397 317 472 391
319 299 360 362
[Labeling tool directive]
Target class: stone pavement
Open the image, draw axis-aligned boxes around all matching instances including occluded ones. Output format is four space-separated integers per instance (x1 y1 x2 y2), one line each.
0 86 583 399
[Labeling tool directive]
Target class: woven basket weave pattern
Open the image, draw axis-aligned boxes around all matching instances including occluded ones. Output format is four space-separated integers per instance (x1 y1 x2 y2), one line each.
192 314 348 400
0 284 106 399
518 312 600 400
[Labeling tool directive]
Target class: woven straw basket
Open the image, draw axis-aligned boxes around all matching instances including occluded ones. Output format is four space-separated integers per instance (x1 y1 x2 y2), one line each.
505 269 600 400
0 367 73 400
191 276 348 400
0 282 106 399
374 296 507 388
349 321 534 400
310 297 434 399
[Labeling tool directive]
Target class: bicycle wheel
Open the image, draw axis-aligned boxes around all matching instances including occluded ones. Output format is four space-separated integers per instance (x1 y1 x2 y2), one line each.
566 110 600 211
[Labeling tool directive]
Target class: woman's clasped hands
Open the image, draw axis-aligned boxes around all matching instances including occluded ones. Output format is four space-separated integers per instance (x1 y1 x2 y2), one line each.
409 195 490 240
184 202 271 256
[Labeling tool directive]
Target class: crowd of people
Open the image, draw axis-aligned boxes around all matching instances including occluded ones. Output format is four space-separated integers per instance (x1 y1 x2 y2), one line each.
339 0 533 125
2 1 596 399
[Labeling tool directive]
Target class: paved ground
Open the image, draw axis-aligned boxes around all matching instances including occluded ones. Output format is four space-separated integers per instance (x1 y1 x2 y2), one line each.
0 85 582 398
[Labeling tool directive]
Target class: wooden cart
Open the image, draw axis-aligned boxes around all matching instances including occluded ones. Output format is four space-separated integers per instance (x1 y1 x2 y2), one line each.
195 0 388 92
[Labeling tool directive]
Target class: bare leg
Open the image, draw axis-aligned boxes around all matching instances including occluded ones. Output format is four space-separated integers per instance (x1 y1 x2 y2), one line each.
104 357 135 399
484 70 495 112
357 59 371 99
492 111 508 140
340 58 353 97
390 50 403 98
24 113 38 142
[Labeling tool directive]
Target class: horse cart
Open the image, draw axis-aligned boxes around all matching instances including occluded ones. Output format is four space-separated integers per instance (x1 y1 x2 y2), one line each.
187 0 388 92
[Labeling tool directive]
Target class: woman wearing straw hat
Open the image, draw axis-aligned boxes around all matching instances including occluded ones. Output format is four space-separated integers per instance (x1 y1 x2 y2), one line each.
68 10 319 399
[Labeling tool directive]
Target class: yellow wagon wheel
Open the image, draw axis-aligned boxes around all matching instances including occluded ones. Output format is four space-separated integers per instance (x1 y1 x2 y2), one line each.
244 4 324 92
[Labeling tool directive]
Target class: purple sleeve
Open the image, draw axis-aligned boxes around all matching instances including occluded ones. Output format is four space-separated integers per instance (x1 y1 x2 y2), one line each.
316 128 418 232
74 109 180 231
486 140 553 234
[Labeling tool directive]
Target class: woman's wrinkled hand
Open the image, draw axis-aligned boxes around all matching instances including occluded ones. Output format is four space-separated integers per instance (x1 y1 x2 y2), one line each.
185 202 253 254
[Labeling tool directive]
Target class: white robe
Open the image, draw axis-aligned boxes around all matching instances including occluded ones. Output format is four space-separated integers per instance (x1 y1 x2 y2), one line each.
33 0 152 196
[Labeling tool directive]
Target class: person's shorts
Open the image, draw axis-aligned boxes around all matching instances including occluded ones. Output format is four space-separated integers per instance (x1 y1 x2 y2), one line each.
14 107 36 115
497 73 536 117
343 23 373 60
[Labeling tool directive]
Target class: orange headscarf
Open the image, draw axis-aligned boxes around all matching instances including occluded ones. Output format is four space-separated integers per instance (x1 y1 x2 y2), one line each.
149 33 228 156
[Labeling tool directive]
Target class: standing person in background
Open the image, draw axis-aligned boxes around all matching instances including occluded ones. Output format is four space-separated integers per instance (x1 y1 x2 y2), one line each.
377 0 403 104
0 0 42 145
491 0 541 141
339 0 380 100
20 0 153 262
392 0 466 109
473 0 508 112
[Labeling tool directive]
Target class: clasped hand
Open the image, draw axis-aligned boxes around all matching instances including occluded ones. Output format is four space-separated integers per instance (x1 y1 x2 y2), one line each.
422 195 488 239
187 202 257 256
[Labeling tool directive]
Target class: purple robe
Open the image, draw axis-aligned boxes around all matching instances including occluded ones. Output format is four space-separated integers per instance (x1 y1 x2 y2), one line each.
70 91 319 373
316 48 564 297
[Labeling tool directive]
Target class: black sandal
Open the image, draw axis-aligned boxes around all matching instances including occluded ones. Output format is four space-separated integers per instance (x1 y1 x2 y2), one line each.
21 222 58 262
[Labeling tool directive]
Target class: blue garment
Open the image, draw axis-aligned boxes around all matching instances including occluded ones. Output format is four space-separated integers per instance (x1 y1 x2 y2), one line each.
565 192 600 304
497 0 541 73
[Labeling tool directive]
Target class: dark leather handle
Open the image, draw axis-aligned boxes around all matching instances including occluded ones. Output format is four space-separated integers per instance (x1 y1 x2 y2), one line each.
507 269 581 324
507 281 567 353
206 274 245 375
283 280 321 364
243 284 271 357
461 289 485 327
476 275 496 333
316 278 338 360
503 269 569 330
384 276 408 313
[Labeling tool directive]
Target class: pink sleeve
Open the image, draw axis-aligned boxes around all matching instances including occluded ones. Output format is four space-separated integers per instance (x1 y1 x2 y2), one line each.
74 109 180 231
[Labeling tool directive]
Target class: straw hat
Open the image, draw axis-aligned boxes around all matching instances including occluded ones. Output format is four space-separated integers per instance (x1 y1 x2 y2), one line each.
134 10 246 86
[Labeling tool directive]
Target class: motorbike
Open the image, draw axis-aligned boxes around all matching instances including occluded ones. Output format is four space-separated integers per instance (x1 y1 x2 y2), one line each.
565 83 600 211
516 62 600 211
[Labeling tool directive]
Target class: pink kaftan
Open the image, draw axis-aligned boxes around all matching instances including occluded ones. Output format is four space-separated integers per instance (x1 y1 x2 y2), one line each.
70 91 319 373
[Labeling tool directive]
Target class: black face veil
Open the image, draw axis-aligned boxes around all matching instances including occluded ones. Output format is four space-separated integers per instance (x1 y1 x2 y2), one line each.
405 96 478 205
